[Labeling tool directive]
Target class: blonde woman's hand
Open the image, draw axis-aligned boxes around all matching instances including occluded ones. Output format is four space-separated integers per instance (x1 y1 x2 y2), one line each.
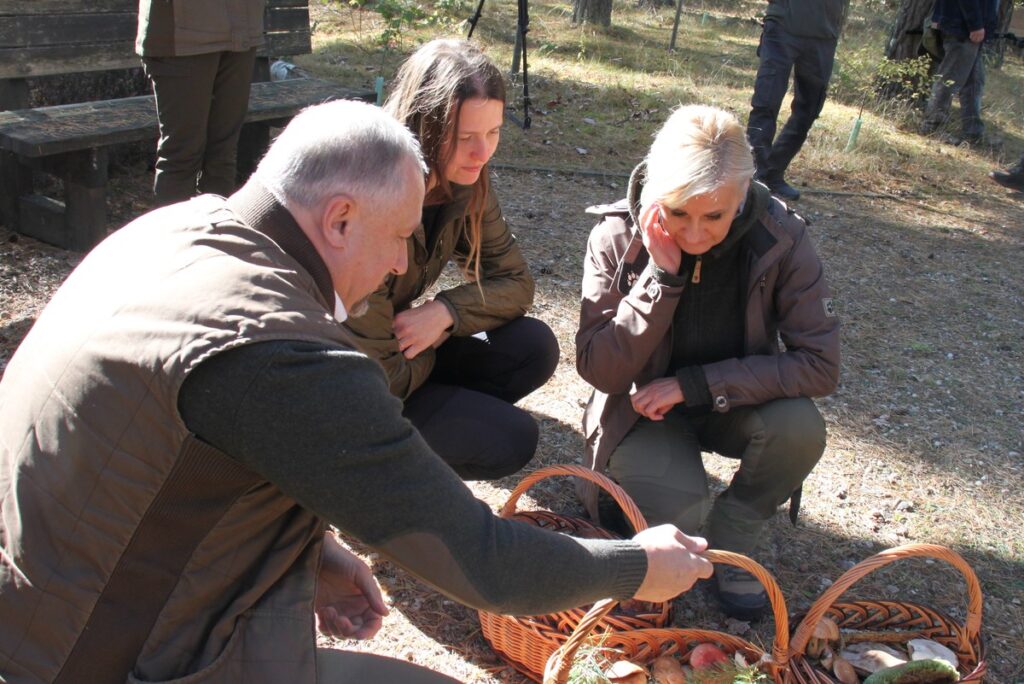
638 202 681 275
315 534 389 640
630 377 684 420
394 300 455 359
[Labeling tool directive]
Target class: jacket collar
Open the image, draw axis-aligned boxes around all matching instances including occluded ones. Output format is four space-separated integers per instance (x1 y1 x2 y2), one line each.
415 182 474 252
227 179 336 310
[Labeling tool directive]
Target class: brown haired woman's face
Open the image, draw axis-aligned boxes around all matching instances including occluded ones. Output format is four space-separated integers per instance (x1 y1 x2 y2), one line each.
442 97 503 185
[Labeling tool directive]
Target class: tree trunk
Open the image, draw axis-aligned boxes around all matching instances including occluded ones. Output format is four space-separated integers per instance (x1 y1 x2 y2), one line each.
636 0 673 9
885 0 935 61
988 0 1016 68
572 0 612 27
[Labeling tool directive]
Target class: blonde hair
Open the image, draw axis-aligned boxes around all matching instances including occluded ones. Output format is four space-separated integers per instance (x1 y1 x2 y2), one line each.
385 39 506 285
640 105 755 211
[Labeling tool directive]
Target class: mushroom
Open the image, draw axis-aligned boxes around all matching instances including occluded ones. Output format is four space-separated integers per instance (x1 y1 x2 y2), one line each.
907 639 958 669
832 655 859 684
652 655 686 684
841 643 907 675
605 660 648 684
806 616 841 659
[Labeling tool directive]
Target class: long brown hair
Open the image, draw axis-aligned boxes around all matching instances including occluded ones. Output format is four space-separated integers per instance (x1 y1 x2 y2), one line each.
385 38 506 284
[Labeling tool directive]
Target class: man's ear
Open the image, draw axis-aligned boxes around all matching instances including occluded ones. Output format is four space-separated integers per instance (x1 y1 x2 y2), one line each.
321 194 355 249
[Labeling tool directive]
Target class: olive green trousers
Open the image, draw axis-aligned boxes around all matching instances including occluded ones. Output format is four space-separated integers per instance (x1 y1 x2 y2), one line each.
607 397 825 554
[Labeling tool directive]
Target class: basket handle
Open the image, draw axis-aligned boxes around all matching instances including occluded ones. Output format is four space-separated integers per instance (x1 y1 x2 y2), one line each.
543 549 790 684
789 543 983 661
499 464 649 533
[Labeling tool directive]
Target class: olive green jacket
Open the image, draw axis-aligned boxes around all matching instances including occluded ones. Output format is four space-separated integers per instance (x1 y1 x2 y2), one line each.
136 0 266 57
344 183 535 398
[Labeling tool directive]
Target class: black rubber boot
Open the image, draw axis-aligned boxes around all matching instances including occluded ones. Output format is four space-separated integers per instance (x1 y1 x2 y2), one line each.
990 158 1024 193
713 565 768 621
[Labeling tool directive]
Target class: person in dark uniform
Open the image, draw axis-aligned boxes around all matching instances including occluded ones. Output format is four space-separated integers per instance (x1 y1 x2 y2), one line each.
746 0 849 201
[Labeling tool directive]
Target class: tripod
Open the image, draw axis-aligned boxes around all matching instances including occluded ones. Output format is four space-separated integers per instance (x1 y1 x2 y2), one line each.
466 0 532 129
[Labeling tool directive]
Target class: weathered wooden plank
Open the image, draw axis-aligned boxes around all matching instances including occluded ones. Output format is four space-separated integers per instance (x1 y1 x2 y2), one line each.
0 43 139 78
264 6 310 33
264 30 311 57
18 194 67 247
0 13 137 48
0 0 133 15
0 79 373 158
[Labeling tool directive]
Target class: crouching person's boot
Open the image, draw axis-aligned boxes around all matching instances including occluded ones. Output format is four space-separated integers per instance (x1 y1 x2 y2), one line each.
706 504 769 622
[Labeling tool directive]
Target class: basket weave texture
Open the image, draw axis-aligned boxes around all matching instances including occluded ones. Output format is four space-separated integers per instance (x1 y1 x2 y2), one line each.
478 465 672 682
542 549 790 684
787 543 986 684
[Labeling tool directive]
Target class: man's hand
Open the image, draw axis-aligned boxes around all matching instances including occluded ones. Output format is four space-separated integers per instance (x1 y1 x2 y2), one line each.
638 203 682 275
630 377 684 420
969 28 985 43
315 534 389 640
631 525 713 602
394 300 455 359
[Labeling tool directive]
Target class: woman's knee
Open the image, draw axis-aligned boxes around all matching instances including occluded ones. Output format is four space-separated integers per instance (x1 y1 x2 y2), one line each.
504 316 560 388
760 397 826 469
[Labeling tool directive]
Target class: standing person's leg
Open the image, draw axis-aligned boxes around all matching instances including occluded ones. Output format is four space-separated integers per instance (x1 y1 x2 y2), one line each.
747 20 797 178
605 412 710 536
921 37 982 133
143 52 220 206
696 397 825 619
764 36 837 193
199 48 258 197
429 316 559 404
958 48 986 143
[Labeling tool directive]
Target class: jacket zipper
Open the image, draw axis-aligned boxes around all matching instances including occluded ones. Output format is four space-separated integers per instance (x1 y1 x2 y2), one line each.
691 256 702 284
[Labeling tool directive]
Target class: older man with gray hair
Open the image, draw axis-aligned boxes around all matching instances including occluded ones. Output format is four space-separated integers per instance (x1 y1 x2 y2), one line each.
0 100 711 684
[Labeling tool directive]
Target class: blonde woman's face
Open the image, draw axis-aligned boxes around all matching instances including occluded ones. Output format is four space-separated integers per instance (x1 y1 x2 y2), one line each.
442 97 504 185
659 182 747 256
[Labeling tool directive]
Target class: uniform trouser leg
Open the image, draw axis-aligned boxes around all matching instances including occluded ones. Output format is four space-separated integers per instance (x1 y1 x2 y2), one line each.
698 397 826 554
959 49 986 139
747 20 796 178
607 412 711 535
923 37 982 129
402 316 559 480
764 37 836 180
317 648 462 683
198 48 257 196
144 50 255 206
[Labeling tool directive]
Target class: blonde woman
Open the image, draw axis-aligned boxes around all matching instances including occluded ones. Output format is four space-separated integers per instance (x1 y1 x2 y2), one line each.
576 105 840 620
344 39 558 480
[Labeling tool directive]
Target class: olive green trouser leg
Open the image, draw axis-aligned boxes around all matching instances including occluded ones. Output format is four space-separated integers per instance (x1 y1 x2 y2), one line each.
317 648 463 682
699 397 825 554
607 397 825 554
143 49 257 206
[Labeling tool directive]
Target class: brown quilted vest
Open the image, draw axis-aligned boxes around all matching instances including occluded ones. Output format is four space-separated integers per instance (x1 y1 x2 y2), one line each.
0 192 353 683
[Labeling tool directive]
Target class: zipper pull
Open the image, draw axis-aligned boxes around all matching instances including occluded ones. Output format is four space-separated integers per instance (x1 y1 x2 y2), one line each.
691 256 702 284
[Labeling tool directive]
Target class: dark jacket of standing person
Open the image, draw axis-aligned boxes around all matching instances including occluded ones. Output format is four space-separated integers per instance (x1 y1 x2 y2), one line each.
765 0 848 39
931 0 999 40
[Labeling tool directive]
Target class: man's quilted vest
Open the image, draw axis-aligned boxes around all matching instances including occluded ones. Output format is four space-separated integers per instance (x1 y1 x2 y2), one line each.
0 196 352 683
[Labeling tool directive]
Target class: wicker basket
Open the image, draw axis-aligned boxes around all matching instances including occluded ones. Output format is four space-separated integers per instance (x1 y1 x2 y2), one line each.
787 543 986 684
478 464 672 682
543 549 791 684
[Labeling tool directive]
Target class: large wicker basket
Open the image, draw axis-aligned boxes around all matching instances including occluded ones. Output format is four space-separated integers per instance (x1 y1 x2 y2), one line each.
478 464 672 681
543 549 791 684
787 543 986 684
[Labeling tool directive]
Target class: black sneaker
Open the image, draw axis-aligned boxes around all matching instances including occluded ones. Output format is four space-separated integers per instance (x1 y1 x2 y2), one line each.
990 160 1024 193
766 179 801 202
713 565 768 621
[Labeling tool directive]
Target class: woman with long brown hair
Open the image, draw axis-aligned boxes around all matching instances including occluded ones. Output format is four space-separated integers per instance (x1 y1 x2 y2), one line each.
344 38 558 480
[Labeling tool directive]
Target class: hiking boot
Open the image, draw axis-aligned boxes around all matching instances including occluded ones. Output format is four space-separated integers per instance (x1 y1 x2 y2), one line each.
990 159 1024 193
713 565 768 621
766 178 800 202
919 119 940 136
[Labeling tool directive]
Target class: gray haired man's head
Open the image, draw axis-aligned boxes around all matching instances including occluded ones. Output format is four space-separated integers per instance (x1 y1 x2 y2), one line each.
255 99 427 213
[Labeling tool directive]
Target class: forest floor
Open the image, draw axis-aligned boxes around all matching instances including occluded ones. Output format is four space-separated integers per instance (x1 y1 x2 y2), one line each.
1 0 1022 681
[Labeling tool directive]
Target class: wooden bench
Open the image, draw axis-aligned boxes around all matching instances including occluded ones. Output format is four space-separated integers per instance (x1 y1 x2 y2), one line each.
0 0 374 251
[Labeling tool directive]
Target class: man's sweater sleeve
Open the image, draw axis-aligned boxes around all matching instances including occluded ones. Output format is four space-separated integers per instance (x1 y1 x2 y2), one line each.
178 340 647 615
